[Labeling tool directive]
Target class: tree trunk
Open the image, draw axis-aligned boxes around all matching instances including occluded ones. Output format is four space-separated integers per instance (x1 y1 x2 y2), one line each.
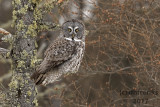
8 0 40 106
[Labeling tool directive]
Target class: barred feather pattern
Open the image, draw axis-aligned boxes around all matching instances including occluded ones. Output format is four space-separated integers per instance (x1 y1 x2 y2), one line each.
31 38 85 85
31 19 85 85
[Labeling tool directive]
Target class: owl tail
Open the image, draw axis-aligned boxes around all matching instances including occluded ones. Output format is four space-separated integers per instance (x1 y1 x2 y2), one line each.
31 71 46 85
31 71 61 85
31 59 50 85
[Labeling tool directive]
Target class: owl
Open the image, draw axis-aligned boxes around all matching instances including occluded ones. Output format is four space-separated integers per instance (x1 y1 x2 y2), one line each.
31 19 85 85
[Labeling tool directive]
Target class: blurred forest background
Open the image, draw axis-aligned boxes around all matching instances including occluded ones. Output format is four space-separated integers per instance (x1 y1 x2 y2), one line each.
0 0 160 107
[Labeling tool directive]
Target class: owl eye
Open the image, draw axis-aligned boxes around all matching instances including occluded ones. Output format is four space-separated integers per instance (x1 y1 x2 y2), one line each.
75 28 79 33
68 28 72 32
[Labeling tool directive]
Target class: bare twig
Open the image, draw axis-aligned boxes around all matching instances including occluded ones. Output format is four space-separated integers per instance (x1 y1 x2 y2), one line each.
0 20 12 29
0 48 10 54
0 28 11 58
0 48 10 58
0 28 12 36
0 72 12 82
39 22 59 31
0 28 12 41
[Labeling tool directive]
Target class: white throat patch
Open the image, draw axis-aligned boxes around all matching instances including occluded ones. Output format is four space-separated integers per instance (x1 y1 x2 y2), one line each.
65 38 72 41
65 37 82 42
65 37 84 44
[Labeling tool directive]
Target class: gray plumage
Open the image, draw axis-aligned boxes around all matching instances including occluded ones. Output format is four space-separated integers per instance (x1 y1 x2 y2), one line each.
31 19 85 85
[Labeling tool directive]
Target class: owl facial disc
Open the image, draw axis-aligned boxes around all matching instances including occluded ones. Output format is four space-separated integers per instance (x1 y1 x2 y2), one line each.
62 19 85 42
68 26 73 34
65 26 82 42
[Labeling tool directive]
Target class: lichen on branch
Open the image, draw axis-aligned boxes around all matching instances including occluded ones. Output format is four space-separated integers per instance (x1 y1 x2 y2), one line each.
3 0 63 106
8 0 42 106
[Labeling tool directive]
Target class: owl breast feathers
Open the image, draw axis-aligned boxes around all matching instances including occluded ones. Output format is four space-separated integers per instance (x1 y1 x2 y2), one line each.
31 19 85 85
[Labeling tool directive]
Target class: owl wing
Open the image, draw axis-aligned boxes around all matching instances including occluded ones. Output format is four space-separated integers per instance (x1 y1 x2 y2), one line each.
44 38 75 62
31 38 76 85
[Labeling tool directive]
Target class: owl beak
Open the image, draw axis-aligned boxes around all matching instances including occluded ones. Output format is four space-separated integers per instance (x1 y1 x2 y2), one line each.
72 34 75 40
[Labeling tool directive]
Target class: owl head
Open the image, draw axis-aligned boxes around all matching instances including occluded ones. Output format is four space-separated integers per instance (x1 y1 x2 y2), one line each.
62 19 85 42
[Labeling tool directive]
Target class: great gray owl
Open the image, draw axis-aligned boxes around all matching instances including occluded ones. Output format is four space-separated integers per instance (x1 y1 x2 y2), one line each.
31 19 85 85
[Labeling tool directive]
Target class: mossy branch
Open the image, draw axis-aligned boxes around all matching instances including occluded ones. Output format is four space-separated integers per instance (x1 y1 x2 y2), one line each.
38 21 59 31
1 0 64 106
7 0 41 106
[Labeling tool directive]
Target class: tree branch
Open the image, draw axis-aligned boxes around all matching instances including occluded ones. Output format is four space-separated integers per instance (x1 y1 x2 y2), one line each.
0 48 10 54
0 28 13 42
0 48 10 58
0 28 12 39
